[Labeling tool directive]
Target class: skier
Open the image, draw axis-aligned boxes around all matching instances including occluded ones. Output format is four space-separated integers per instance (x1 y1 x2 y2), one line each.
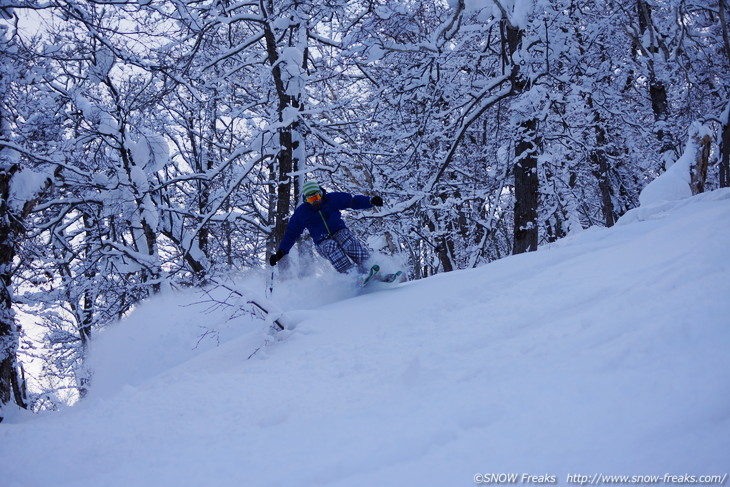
268 181 383 274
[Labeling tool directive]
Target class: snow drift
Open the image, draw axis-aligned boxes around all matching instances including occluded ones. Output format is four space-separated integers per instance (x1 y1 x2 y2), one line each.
2 189 729 487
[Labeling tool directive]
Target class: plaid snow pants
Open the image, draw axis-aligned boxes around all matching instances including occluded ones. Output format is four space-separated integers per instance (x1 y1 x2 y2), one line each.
316 228 370 273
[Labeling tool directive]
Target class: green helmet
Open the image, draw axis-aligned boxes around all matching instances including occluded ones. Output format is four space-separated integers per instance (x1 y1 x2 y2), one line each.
302 181 321 196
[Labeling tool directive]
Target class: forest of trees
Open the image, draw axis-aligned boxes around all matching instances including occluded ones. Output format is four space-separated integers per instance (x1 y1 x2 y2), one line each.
1 0 728 419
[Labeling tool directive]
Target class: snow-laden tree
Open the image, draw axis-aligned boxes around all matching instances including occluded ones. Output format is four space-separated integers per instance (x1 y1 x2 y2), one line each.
0 18 53 419
1 1 190 406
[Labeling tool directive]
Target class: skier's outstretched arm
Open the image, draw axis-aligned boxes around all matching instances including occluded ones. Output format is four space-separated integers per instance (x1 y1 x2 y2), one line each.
334 192 383 210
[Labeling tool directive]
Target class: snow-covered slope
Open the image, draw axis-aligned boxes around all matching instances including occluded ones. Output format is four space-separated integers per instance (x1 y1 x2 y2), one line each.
3 190 730 487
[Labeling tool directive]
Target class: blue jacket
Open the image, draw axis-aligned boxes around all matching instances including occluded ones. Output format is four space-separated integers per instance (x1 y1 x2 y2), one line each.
278 190 373 254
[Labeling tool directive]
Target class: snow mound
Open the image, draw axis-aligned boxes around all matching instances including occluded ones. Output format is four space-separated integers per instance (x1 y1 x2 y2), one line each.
638 122 713 207
87 266 365 400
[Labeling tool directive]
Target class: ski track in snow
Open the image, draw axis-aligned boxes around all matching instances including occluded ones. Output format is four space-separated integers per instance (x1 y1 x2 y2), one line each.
2 190 730 487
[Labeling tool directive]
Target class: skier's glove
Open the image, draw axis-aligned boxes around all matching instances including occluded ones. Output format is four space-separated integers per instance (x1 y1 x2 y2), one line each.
370 196 383 207
269 250 286 266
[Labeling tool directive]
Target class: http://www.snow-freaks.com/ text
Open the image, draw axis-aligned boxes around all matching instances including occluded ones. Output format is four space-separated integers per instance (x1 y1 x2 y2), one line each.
473 473 728 486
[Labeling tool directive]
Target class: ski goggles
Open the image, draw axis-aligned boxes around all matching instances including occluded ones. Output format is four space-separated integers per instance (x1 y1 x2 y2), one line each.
304 191 322 204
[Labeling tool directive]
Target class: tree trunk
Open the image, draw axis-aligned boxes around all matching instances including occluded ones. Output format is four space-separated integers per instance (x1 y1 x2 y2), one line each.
502 18 541 254
720 103 730 189
0 164 28 421
273 127 294 248
719 0 730 65
588 97 618 227
513 118 540 254
690 131 711 195
263 15 303 253
438 237 455 273
635 0 673 155
591 149 617 227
